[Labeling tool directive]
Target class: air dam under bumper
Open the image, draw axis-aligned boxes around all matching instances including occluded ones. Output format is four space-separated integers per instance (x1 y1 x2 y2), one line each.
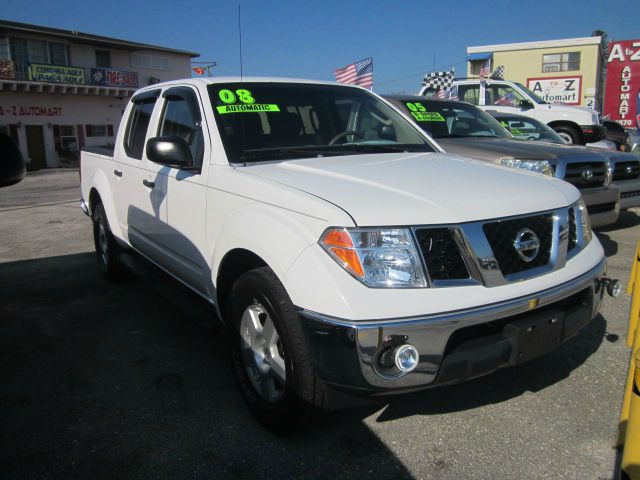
298 259 605 394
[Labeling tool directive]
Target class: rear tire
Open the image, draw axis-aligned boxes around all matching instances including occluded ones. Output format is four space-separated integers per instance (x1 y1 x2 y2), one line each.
554 125 581 144
226 266 327 433
92 203 128 281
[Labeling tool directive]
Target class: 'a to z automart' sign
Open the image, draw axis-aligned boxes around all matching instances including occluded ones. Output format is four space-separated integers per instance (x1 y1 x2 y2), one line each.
604 39 640 128
90 68 138 88
526 76 582 105
28 64 85 84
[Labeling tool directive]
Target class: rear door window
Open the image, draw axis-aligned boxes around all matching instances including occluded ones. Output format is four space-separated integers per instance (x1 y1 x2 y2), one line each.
124 94 158 159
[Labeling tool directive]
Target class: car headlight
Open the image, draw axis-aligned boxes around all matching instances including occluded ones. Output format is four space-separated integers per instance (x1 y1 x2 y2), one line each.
320 228 427 288
501 158 554 176
577 198 592 243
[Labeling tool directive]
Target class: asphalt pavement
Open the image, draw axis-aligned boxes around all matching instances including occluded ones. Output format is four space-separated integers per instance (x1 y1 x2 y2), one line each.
1 169 638 480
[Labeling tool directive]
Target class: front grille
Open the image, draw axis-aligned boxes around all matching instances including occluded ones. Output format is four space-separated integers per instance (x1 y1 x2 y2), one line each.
414 228 470 281
622 191 640 199
563 162 607 189
587 202 616 215
483 214 553 276
613 161 640 181
568 207 577 251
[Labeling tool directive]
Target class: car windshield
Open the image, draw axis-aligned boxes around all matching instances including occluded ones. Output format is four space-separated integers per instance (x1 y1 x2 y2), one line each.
392 99 512 139
495 115 565 144
514 83 548 104
208 82 435 163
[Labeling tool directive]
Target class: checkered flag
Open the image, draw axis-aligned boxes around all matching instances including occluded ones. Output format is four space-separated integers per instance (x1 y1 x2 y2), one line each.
422 70 454 91
490 66 504 80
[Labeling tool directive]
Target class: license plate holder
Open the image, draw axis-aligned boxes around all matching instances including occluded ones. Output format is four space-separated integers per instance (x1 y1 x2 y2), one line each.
503 309 565 365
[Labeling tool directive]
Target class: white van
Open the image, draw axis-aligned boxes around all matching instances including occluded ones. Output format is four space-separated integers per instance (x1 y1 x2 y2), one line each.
419 79 604 145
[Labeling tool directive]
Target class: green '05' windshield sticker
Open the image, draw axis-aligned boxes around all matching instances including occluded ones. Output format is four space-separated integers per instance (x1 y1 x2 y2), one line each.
410 111 445 122
216 88 280 114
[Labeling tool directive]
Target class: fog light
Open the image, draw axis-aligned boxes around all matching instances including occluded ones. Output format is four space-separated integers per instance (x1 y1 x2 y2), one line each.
394 344 419 373
607 279 622 298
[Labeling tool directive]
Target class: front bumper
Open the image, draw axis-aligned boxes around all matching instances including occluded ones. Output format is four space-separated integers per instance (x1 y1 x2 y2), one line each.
616 179 640 210
580 124 606 143
298 259 606 394
581 185 620 228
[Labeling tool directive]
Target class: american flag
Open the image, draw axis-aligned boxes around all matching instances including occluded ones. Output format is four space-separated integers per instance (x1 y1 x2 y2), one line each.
479 59 491 80
334 57 373 88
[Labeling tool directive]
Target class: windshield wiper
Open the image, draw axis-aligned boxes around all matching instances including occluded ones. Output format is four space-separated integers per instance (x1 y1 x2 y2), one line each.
239 145 358 162
341 144 428 153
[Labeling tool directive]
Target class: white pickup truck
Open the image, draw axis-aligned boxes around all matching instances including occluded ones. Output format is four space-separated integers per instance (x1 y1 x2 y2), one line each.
80 77 615 431
419 79 604 145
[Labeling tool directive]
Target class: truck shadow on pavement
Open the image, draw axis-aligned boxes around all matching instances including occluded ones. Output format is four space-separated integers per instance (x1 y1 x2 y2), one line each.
0 252 415 480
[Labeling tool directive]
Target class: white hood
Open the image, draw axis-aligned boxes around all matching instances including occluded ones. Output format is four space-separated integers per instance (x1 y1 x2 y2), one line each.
241 152 580 226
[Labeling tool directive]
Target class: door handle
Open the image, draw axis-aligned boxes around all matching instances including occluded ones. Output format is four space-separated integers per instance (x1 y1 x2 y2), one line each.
113 169 122 177
142 179 155 188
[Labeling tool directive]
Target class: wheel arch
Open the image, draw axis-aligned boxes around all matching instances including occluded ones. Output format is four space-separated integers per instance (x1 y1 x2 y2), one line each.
216 248 269 317
86 168 125 241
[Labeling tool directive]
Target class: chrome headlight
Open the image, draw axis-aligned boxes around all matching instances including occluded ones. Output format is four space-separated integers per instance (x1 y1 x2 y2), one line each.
320 228 427 288
501 158 554 176
577 198 592 243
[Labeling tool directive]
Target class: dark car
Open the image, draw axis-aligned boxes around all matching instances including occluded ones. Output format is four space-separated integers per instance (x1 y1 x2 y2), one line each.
0 132 25 187
383 95 621 227
602 120 631 152
488 112 640 211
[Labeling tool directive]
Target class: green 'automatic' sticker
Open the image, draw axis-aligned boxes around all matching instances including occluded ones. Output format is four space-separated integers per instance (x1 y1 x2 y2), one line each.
411 111 445 122
216 104 281 114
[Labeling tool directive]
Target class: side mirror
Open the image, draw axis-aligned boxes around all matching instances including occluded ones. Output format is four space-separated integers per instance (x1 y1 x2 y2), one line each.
0 133 26 187
146 136 194 169
519 100 534 110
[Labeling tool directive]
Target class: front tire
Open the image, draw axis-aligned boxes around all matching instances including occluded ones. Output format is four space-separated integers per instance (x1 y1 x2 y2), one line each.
227 267 326 432
92 203 128 281
554 125 581 144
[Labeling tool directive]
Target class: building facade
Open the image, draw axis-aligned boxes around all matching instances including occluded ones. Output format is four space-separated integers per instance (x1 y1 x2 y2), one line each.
466 37 603 110
0 20 199 169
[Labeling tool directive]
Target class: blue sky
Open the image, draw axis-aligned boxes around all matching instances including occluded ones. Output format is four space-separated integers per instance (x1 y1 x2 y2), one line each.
4 0 638 93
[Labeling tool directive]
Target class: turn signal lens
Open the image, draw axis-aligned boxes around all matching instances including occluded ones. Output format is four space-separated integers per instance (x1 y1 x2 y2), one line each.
321 229 365 278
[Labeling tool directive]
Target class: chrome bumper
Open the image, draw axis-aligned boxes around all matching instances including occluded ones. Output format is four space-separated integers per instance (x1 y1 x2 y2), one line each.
298 259 606 392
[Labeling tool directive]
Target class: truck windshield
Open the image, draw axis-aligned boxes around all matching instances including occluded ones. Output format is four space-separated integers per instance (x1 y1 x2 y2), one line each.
208 82 435 163
514 83 548 104
394 99 512 140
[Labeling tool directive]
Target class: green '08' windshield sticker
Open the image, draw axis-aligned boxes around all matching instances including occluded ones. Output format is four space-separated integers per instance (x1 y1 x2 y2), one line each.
217 104 280 114
216 88 279 114
411 111 445 122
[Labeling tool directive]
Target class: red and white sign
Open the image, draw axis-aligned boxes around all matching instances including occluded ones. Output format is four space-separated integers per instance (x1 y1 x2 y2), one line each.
604 39 640 128
527 76 582 105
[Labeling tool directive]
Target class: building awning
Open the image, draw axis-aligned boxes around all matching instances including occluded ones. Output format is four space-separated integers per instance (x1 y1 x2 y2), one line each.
467 52 493 61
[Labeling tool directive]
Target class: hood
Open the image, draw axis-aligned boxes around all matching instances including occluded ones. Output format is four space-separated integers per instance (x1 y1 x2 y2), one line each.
435 138 607 164
240 152 580 226
543 103 597 122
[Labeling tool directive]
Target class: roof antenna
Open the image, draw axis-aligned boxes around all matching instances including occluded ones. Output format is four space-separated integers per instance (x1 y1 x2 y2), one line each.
238 4 243 81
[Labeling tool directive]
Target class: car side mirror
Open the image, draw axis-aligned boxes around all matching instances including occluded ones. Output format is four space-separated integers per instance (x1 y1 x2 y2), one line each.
146 136 195 170
519 100 534 110
0 133 26 187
